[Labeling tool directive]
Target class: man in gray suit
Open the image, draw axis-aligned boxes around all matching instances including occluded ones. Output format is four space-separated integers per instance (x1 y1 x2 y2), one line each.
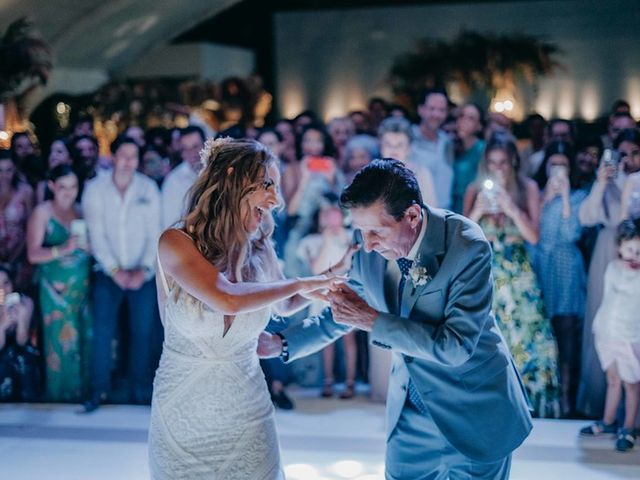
260 159 532 479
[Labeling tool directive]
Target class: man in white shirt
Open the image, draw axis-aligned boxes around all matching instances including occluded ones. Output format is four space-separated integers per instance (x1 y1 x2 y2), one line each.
409 89 454 209
161 126 205 228
81 135 162 411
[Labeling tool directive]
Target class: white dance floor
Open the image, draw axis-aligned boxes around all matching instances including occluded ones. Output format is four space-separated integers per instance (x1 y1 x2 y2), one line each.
1 387 638 480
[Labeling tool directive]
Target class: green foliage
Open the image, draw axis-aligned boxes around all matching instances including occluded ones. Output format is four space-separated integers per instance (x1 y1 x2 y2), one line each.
390 30 561 107
0 17 52 100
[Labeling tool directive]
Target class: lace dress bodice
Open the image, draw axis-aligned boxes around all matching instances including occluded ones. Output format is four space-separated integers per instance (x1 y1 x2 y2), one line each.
148 251 283 480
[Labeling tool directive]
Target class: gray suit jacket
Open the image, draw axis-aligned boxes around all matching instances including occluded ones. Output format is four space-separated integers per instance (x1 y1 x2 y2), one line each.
283 207 533 463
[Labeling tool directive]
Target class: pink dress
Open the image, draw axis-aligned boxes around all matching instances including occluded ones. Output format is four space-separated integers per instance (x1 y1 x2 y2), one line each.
593 260 640 383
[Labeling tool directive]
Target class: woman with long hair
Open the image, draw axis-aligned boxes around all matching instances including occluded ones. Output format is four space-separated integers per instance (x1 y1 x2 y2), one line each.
0 149 34 292
148 138 350 479
464 135 561 418
26 164 91 402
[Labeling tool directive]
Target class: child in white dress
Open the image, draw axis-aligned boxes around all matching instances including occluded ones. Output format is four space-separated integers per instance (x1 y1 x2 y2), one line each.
580 217 640 452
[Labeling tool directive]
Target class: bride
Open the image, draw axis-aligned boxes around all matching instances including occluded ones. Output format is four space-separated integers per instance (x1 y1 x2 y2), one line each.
148 138 348 479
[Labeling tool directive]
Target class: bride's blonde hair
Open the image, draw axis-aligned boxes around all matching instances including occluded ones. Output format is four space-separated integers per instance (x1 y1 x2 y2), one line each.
184 137 279 281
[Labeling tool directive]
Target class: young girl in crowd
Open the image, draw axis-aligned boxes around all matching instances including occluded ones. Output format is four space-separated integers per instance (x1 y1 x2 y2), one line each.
580 218 640 452
296 194 356 398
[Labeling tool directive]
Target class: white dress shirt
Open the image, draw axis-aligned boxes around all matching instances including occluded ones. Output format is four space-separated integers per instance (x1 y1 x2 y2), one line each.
82 171 162 274
384 210 429 311
409 126 453 209
161 161 199 228
593 260 640 342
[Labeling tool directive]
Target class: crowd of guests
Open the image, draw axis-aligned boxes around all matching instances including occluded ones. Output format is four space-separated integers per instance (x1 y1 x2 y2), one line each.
1 91 639 450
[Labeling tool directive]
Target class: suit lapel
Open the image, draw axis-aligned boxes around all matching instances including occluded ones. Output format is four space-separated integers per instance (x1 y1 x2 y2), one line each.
401 207 447 317
366 251 391 313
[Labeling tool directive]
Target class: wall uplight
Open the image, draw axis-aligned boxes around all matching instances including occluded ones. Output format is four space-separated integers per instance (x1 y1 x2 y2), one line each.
284 463 321 480
329 460 365 478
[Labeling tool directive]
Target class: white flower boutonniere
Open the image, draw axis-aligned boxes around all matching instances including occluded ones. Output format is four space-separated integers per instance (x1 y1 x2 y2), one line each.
408 261 432 287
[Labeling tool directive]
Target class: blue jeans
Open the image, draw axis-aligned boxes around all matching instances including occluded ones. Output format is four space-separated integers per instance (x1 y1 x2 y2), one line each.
90 272 160 403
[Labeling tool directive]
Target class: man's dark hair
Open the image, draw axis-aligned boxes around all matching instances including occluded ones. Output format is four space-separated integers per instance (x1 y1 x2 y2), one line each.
419 87 449 106
613 128 640 149
611 99 631 114
547 118 576 140
340 158 423 221
180 125 206 143
368 97 389 109
73 114 93 128
293 110 318 124
70 134 98 150
216 124 245 140
611 111 635 122
257 127 283 143
110 135 140 155
9 131 31 151
617 217 640 245
575 135 603 155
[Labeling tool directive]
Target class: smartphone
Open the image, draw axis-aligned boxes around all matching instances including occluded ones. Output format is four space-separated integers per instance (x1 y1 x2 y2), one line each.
307 156 334 174
71 219 88 246
549 165 568 179
602 149 619 178
482 178 500 214
5 292 20 308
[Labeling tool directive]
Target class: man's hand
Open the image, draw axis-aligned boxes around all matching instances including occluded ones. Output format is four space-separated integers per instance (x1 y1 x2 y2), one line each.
112 270 131 290
328 284 377 332
257 332 283 359
127 268 147 290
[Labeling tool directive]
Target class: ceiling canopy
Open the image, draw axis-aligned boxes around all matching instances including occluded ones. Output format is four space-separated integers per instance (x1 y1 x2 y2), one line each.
0 0 240 73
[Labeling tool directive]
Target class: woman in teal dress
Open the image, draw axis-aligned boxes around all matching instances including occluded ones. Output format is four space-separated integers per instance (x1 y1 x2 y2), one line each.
464 135 561 418
26 165 91 401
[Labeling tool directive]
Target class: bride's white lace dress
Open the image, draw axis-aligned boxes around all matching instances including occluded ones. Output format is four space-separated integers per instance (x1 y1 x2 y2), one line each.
148 255 284 479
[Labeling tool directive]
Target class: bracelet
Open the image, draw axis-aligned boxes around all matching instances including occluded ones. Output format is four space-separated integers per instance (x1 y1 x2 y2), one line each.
275 332 289 362
51 246 59 259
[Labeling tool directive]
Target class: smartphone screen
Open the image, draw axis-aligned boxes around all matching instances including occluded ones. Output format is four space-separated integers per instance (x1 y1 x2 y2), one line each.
307 157 334 174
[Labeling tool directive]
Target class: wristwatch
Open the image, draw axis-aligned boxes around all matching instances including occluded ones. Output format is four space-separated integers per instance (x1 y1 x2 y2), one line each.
275 332 289 362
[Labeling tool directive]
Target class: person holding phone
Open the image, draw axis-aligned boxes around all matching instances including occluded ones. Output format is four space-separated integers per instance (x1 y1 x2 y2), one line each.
0 266 40 401
283 123 344 277
296 194 356 398
26 164 92 402
463 135 561 418
577 128 640 418
537 142 588 417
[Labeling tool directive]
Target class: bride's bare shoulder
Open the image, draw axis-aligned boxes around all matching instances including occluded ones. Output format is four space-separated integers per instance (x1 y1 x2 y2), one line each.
159 229 198 261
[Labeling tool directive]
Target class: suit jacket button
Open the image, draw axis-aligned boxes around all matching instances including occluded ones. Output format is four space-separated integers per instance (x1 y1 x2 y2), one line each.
402 385 407 391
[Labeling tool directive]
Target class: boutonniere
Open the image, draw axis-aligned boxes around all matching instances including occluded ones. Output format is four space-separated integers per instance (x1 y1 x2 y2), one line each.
408 256 432 287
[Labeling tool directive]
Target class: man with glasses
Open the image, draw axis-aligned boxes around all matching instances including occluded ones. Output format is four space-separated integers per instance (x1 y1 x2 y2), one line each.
602 112 637 150
161 126 205 228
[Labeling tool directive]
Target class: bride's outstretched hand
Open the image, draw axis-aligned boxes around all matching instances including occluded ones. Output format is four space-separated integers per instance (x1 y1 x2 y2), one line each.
298 272 346 294
323 242 361 276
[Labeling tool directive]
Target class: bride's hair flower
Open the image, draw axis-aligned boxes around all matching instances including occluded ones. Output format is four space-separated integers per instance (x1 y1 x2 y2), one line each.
200 136 234 169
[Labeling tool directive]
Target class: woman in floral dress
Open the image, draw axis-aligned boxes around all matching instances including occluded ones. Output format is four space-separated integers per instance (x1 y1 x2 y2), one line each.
464 135 561 418
26 165 91 401
0 151 34 292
